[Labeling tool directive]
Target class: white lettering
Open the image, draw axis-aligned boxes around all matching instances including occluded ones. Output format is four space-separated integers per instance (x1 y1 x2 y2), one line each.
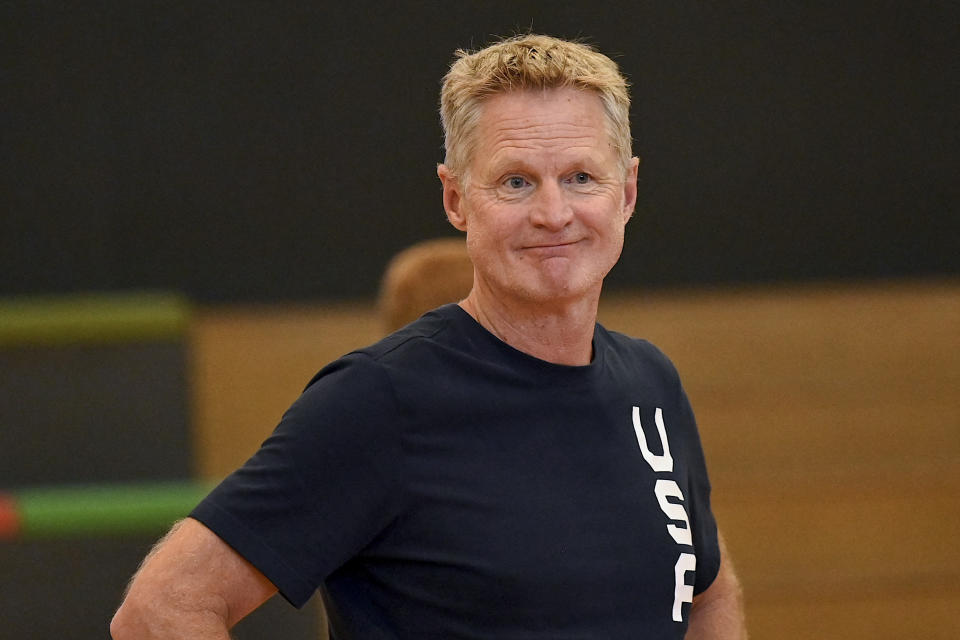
673 553 696 622
632 406 673 472
631 406 696 623
654 479 693 546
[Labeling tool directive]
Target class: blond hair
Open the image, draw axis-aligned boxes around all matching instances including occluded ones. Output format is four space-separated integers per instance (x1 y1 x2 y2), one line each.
439 34 632 178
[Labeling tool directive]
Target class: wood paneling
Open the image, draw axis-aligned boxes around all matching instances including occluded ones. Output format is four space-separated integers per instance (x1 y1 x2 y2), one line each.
189 303 380 478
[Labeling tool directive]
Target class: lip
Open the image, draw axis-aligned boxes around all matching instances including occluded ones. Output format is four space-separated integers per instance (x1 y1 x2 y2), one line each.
521 240 581 257
522 240 580 250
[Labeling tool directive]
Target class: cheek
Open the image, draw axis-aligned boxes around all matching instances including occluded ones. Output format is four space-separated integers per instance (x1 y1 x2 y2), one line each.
466 227 511 270
589 210 628 264
464 219 500 264
468 203 516 248
583 202 626 237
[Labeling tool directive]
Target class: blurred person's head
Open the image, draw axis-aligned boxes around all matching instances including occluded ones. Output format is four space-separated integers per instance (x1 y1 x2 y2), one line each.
379 238 473 331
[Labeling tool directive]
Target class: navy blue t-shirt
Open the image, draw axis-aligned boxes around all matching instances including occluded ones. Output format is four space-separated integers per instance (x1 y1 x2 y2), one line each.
191 304 720 639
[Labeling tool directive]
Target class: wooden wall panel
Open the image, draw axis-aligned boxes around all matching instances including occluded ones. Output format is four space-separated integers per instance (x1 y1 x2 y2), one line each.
189 303 380 479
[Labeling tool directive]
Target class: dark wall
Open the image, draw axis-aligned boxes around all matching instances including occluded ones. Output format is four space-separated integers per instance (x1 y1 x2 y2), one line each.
0 537 323 638
3 1 957 302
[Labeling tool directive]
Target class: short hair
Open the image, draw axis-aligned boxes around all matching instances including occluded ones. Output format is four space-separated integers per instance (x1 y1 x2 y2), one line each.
439 33 632 178
378 238 474 331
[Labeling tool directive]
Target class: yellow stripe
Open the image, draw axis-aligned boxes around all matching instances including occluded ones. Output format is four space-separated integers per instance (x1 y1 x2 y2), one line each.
0 291 190 346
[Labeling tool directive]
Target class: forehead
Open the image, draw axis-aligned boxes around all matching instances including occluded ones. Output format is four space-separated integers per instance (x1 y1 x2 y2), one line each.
470 88 614 168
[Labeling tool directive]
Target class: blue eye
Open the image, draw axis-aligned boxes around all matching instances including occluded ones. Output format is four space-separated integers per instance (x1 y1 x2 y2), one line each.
574 172 590 184
506 176 527 189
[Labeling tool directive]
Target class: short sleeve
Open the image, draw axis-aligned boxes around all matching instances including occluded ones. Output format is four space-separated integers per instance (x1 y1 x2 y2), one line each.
190 352 404 608
676 382 720 595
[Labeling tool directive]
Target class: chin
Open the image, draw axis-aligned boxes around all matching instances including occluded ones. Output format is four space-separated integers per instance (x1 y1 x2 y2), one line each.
522 275 602 305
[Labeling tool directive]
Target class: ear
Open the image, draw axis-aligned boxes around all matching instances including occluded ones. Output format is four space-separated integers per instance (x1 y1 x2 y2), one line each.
437 164 468 231
622 156 640 223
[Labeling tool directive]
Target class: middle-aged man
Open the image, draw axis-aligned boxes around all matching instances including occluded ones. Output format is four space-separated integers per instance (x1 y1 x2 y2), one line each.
112 34 746 639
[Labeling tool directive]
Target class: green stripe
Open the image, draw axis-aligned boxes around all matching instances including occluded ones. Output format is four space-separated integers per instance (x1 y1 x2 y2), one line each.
0 292 190 346
17 481 213 538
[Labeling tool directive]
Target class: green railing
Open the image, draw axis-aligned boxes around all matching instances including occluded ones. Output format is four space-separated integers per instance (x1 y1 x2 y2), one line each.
0 481 214 540
0 291 190 347
1 290 201 540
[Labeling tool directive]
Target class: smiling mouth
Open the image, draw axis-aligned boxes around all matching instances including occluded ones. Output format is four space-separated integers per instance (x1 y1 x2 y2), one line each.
523 240 580 250
521 241 582 258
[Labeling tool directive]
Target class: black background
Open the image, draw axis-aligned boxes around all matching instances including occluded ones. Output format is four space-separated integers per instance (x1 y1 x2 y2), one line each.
3 1 957 302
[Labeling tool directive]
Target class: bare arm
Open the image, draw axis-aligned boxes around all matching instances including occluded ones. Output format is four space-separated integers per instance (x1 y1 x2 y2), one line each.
686 531 747 639
110 517 277 639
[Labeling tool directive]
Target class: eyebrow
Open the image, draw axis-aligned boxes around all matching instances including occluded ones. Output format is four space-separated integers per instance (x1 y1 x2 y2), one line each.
484 150 612 179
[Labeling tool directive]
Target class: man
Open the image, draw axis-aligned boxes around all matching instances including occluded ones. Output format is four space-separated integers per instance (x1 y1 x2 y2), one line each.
112 34 746 639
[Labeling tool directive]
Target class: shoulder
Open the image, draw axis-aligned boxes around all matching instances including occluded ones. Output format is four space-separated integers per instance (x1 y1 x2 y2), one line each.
596 324 682 386
292 304 468 417
360 304 457 361
301 305 458 387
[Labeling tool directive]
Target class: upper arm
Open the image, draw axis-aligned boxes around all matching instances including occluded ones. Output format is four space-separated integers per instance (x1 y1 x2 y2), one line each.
111 517 277 638
687 530 747 639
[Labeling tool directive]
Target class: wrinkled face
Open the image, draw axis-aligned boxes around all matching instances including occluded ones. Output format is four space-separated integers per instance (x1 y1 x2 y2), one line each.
441 87 638 307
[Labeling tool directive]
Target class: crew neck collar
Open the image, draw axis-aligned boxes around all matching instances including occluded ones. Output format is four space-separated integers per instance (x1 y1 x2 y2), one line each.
439 303 606 382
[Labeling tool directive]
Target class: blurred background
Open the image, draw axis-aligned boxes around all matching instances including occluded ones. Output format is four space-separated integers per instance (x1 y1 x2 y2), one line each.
1 1 957 638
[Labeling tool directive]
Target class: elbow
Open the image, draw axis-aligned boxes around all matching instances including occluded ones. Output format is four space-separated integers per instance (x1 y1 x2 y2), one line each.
109 603 136 639
109 613 125 639
110 584 233 638
110 593 158 640
110 593 156 639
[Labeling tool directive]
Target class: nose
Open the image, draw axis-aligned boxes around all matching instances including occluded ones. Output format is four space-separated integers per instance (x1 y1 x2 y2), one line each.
529 181 574 231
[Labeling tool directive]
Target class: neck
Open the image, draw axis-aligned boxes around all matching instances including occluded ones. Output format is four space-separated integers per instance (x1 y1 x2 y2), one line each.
459 288 600 366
